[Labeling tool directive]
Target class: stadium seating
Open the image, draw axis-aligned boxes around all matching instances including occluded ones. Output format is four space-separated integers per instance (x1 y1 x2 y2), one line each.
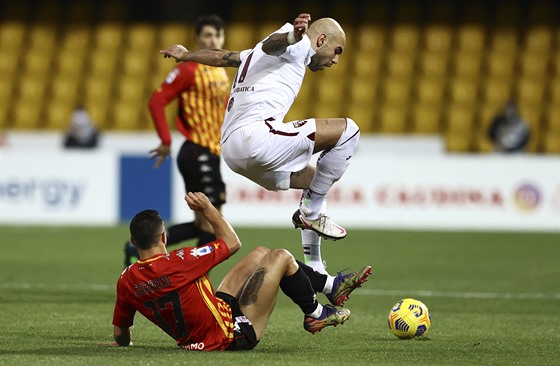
0 0 556 154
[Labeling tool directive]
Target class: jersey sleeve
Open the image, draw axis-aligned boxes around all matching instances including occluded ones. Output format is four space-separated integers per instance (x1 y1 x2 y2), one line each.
112 280 136 328
173 238 231 281
148 63 196 145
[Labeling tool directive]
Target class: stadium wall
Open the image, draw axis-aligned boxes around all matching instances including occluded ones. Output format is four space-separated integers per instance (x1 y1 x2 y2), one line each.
1 132 558 231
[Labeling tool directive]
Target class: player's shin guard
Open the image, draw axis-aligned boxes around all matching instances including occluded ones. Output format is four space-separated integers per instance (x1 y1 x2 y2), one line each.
280 266 320 315
310 118 360 197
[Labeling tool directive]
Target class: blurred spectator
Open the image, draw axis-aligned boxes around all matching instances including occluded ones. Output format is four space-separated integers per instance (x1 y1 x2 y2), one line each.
488 101 530 153
64 105 99 149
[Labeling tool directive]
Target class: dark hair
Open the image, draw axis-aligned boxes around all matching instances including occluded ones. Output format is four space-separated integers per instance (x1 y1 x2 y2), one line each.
195 14 224 36
129 210 164 250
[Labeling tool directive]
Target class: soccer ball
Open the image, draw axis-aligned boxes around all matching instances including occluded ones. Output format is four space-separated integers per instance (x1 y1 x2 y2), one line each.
388 298 431 339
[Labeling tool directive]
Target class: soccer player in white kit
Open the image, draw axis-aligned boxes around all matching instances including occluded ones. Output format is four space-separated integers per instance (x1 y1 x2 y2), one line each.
160 14 364 280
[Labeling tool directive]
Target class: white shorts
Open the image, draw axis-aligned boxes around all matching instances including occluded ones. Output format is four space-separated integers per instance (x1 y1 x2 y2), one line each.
221 118 316 191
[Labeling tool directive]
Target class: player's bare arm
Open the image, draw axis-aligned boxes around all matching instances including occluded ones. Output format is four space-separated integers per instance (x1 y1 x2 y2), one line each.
160 45 241 68
185 192 241 254
113 326 132 346
262 13 310 56
149 143 171 169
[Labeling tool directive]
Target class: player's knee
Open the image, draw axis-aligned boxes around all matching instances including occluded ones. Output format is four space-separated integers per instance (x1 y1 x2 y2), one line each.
345 118 360 138
270 249 294 265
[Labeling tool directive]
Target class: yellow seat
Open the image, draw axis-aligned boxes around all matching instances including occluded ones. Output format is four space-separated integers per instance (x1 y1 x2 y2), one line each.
482 79 512 105
56 53 85 76
28 23 57 52
89 51 119 77
127 23 156 51
386 51 416 78
478 104 503 132
159 23 193 47
84 101 110 128
379 104 408 133
17 76 47 102
0 21 26 53
349 77 378 104
84 77 113 105
520 53 549 79
0 102 8 129
23 53 53 76
121 53 152 77
423 25 452 53
524 26 553 53
445 132 472 153
486 51 516 79
456 24 485 52
225 23 255 51
452 51 482 78
390 24 419 52
45 102 74 130
285 101 309 122
50 76 80 105
310 102 343 119
419 52 448 78
116 76 147 103
60 25 91 53
0 49 19 75
112 101 144 130
416 77 445 104
352 50 383 77
517 102 542 131
357 25 386 53
449 79 479 105
94 23 124 50
411 104 441 134
383 78 411 105
490 27 518 53
12 100 43 129
316 77 345 104
346 102 375 132
445 105 475 133
516 78 545 105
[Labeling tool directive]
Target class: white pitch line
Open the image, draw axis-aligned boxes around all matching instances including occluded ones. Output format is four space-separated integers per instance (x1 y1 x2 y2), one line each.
1 282 559 300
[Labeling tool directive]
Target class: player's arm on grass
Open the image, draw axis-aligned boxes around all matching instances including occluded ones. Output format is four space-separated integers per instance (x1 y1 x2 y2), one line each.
160 46 241 68
113 326 132 347
262 13 310 56
185 192 242 255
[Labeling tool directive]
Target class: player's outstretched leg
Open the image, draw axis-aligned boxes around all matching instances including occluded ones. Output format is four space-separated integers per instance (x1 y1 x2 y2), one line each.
296 260 373 307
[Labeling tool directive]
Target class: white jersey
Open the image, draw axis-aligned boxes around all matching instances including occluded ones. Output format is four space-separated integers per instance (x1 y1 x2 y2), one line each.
221 23 315 143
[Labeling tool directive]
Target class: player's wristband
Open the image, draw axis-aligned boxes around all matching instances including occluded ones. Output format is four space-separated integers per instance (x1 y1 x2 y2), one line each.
287 30 297 45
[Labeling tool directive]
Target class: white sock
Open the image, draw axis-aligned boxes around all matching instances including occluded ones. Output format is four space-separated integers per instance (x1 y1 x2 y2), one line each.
310 118 360 198
306 303 324 318
322 275 335 295
301 229 327 274
300 189 326 220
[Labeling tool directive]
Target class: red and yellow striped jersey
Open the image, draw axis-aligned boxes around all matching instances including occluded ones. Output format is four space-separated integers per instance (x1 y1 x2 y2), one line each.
149 62 230 155
112 240 234 351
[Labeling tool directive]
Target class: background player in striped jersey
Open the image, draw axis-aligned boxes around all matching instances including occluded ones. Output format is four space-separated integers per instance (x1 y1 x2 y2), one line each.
124 15 230 266
160 14 365 279
113 192 372 351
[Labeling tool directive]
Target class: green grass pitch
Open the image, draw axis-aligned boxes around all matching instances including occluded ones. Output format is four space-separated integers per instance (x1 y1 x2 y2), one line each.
0 226 558 365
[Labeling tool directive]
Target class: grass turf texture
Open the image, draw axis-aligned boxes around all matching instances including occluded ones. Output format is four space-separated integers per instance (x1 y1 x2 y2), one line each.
0 226 558 365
